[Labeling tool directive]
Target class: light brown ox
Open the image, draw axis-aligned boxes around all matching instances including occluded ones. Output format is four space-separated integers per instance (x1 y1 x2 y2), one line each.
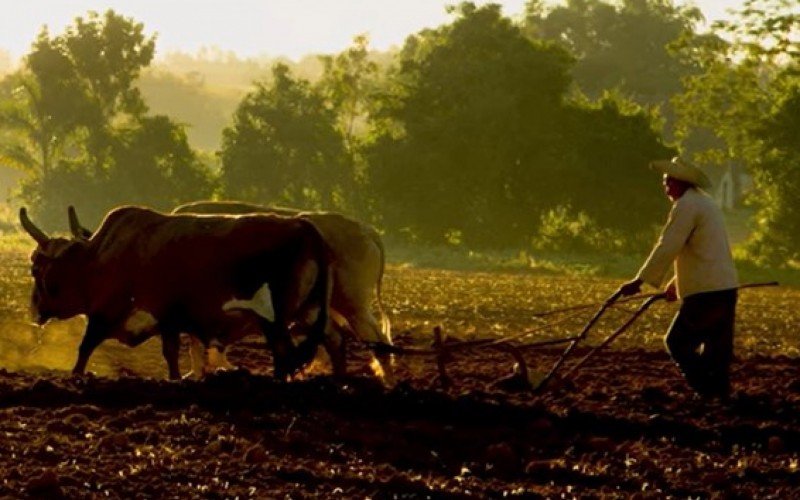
171 201 395 383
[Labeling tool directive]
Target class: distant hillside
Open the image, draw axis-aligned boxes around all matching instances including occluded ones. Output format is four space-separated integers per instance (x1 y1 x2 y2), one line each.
141 48 393 152
140 51 326 152
156 49 327 90
137 70 241 152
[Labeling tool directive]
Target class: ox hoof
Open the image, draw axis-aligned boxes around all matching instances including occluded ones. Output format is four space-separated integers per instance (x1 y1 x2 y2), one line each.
182 371 203 380
213 363 238 373
204 364 239 376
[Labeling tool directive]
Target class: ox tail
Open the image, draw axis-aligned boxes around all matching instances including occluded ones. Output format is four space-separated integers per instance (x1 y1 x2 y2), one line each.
296 230 333 352
293 230 334 370
310 254 334 346
373 229 393 345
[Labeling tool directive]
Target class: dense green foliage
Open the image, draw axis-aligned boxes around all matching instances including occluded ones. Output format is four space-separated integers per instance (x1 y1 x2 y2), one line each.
524 0 701 106
671 0 800 265
219 63 350 210
0 10 212 229
0 1 797 265
365 4 670 248
747 85 800 263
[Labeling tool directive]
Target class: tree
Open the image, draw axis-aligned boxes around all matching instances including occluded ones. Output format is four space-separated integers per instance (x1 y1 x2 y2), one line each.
670 31 768 166
554 93 673 238
316 35 382 214
746 85 800 263
0 10 213 228
524 0 701 106
368 3 574 246
0 31 90 181
367 3 671 248
106 115 215 212
317 34 379 152
219 63 350 210
671 0 800 264
60 10 155 170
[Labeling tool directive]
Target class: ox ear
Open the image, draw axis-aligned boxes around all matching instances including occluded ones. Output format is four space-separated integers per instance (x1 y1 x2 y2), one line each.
19 207 50 245
67 206 92 241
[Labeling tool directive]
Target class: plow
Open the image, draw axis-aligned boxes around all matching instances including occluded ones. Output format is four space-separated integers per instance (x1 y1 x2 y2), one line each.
366 281 779 394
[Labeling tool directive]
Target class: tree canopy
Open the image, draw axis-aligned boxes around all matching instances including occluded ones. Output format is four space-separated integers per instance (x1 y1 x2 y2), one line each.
672 0 800 264
524 0 701 106
366 3 670 248
219 63 349 210
0 10 212 228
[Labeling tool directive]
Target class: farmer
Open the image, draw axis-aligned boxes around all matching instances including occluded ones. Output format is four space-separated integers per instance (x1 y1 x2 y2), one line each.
617 156 739 399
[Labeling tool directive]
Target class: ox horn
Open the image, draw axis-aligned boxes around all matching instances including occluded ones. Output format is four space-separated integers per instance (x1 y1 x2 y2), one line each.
67 206 92 240
19 207 50 245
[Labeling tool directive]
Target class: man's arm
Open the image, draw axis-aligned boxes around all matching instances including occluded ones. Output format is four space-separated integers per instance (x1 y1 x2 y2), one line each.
637 199 696 288
619 198 696 296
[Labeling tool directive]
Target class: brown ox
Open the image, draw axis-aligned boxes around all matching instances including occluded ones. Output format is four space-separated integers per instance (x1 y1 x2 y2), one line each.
20 205 335 380
171 201 394 382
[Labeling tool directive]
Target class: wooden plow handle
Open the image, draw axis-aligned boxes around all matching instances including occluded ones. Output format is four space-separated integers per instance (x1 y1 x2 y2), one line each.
562 293 667 379
532 290 622 393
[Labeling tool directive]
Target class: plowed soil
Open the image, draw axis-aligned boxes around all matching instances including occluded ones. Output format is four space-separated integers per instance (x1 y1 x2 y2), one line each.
1 250 799 498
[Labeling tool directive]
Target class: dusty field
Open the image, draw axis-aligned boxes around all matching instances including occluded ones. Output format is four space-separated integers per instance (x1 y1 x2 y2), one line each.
1 248 799 498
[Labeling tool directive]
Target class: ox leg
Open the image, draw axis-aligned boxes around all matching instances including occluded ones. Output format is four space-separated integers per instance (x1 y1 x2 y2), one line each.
293 335 321 377
267 303 320 380
208 343 236 372
161 332 181 380
211 348 237 371
349 312 396 386
326 330 347 378
323 310 351 377
259 319 294 381
184 336 206 379
208 316 247 372
73 317 109 376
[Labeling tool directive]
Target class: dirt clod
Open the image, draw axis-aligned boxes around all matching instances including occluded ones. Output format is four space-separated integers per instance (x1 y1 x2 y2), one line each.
243 443 269 464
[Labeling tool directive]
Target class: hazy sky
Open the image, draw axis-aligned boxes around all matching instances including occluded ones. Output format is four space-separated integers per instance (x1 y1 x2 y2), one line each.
0 0 748 63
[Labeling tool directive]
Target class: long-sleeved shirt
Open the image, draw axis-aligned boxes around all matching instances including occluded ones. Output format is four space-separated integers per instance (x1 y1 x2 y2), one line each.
636 188 738 299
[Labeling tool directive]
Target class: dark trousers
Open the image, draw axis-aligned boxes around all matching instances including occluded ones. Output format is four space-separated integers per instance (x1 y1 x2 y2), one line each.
664 288 738 397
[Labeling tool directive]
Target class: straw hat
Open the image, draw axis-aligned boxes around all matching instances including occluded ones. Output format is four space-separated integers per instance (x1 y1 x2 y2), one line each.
649 156 711 189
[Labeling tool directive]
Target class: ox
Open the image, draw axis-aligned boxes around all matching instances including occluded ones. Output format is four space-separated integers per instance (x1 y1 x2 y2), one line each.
20 205 335 380
171 201 395 383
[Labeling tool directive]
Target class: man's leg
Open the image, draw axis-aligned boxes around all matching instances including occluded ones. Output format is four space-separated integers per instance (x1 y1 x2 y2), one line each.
699 290 738 398
664 297 710 395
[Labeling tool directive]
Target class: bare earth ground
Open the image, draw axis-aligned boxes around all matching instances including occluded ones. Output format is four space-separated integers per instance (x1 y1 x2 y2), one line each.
0 249 799 498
